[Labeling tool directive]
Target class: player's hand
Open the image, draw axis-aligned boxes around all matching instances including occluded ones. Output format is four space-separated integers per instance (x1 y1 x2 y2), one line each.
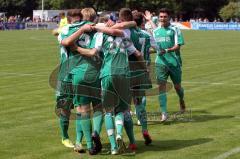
106 19 115 27
144 10 152 21
81 24 93 32
93 25 101 31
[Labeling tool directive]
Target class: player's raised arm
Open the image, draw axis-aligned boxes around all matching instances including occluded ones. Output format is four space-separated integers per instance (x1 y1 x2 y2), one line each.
71 45 98 57
71 32 103 57
144 10 157 29
93 25 124 37
61 24 93 46
111 21 137 29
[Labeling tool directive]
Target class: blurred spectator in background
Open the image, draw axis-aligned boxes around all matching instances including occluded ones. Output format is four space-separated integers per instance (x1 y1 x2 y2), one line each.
52 11 68 36
59 11 68 27
110 11 119 22
203 17 209 22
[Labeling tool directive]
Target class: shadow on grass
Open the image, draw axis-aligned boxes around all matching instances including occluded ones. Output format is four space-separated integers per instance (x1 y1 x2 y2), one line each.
135 138 213 154
138 109 235 125
96 138 213 156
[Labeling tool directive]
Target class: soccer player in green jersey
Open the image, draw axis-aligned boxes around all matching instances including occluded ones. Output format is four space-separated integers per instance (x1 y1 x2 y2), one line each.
56 9 83 150
172 25 184 66
146 8 186 121
61 8 103 155
72 21 142 154
117 8 155 148
170 24 186 112
144 9 186 114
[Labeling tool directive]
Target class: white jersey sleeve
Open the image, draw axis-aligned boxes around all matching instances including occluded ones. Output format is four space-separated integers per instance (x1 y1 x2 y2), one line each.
93 32 104 51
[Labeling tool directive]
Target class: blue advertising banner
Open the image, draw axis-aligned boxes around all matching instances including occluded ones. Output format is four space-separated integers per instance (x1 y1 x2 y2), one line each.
191 22 240 30
0 22 25 30
0 22 57 30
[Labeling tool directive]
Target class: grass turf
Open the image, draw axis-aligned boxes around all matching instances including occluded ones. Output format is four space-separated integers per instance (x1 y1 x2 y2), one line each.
0 30 240 159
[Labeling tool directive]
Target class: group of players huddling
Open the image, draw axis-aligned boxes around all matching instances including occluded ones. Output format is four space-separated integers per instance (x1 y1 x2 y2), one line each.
53 7 186 155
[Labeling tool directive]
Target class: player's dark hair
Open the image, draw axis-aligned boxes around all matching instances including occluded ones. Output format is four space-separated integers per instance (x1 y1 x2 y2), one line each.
158 8 171 16
119 8 133 21
59 11 65 17
67 9 82 18
132 11 143 26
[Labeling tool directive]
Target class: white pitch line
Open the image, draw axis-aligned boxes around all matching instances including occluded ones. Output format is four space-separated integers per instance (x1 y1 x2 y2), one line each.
0 72 46 77
213 147 240 159
1 72 240 87
182 81 240 86
183 59 240 69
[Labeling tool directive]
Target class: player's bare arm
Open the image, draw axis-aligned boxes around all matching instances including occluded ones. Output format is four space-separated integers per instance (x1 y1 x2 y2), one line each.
71 45 98 57
111 21 137 29
94 25 124 37
144 10 157 29
161 44 180 54
61 24 93 46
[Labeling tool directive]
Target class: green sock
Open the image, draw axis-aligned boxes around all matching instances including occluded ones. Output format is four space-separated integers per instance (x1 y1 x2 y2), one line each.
124 111 136 144
176 87 184 101
59 111 70 140
93 111 103 135
76 113 83 144
105 113 117 150
115 112 124 137
80 113 93 149
158 93 167 113
135 103 148 132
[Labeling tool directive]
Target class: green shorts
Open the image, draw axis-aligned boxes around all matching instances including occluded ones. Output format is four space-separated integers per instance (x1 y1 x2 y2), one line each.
155 64 182 85
101 75 131 114
175 52 182 66
72 72 101 107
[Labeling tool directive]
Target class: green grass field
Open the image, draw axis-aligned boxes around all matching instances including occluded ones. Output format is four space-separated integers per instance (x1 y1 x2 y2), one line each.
0 30 240 159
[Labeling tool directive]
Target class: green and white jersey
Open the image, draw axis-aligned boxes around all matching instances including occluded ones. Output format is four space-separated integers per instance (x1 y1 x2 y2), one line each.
93 31 137 79
57 22 84 81
70 22 101 77
128 28 141 62
129 28 159 63
170 24 184 50
58 21 101 78
127 28 151 78
171 24 185 66
139 29 152 62
153 25 180 67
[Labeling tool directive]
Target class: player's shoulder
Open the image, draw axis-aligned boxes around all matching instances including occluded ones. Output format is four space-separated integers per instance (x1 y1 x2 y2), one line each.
140 29 151 37
60 24 71 35
69 21 85 29
169 24 179 32
153 26 162 35
153 26 162 31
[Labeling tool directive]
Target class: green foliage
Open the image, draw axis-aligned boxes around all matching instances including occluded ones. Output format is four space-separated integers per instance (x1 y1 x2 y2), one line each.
219 2 240 21
0 0 234 20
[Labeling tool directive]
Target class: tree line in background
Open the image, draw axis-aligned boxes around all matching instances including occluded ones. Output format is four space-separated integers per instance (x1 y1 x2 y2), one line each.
0 0 239 21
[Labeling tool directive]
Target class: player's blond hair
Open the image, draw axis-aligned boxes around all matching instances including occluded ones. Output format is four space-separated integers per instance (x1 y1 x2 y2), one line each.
81 8 96 22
